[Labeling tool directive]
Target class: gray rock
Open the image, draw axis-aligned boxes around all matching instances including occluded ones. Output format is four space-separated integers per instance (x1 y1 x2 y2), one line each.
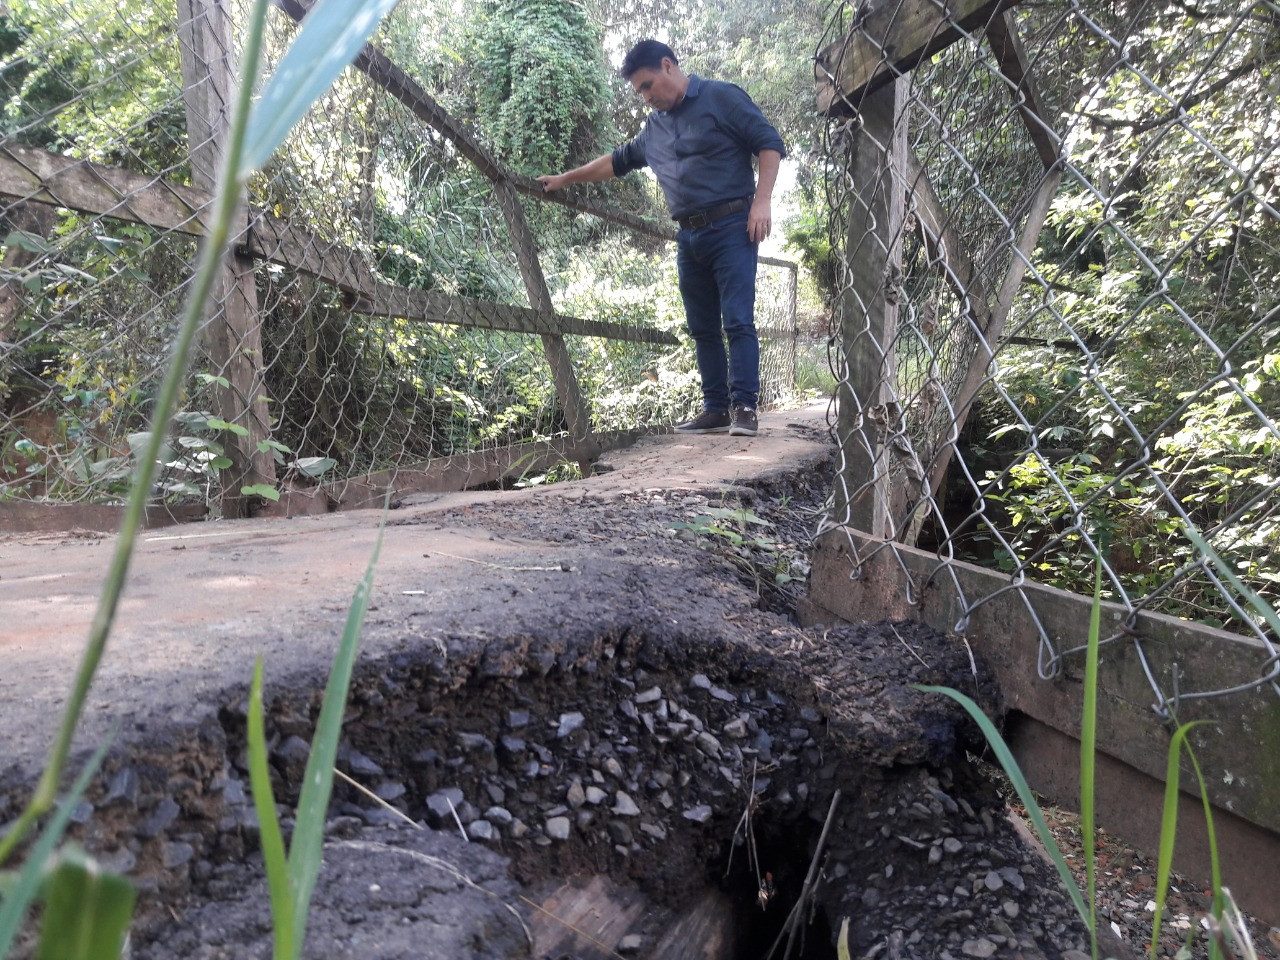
943 837 963 854
635 686 663 704
1002 900 1020 919
682 804 712 824
545 816 572 841
585 786 607 805
691 674 712 690
638 822 667 840
375 780 406 802
566 781 586 808
70 800 93 824
468 820 495 841
961 939 997 958
709 687 736 702
997 866 1025 891
618 934 644 953
346 750 384 778
100 847 136 874
604 757 624 779
557 712 586 738
499 735 526 756
103 768 140 808
425 787 465 826
928 844 943 864
484 806 514 824
509 818 529 839
457 732 493 752
137 797 180 839
608 821 634 845
612 791 640 816
722 718 749 739
161 841 195 869
984 870 1003 892
695 732 722 759
507 709 531 728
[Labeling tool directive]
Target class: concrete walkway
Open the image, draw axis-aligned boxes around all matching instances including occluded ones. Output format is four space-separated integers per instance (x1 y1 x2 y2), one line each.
1 403 833 782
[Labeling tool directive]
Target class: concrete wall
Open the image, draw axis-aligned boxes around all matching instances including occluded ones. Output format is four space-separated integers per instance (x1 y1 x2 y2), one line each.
800 526 1280 926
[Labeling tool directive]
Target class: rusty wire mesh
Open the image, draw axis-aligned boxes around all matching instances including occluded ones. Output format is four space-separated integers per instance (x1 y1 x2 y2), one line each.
816 0 1280 712
0 0 798 515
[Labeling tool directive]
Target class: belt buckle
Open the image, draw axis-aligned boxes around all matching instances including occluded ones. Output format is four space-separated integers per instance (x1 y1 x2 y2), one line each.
687 211 710 229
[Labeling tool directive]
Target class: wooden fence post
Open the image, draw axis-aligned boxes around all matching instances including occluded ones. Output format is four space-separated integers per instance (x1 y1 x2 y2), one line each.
833 79 908 539
494 179 594 464
177 0 274 517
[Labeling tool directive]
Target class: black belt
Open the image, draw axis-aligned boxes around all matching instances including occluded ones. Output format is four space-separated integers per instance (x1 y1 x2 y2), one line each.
676 197 751 230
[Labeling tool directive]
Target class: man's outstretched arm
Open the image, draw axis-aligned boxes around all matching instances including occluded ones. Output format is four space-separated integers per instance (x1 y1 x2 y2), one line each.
748 149 783 244
537 153 616 192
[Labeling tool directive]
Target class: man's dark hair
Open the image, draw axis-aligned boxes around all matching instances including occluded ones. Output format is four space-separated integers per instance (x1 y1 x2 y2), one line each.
620 39 677 79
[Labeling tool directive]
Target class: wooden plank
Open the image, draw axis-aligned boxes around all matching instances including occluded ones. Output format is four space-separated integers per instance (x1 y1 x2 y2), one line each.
0 143 215 234
834 79 908 538
924 167 1061 503
815 0 1020 115
802 525 1280 926
260 429 651 517
0 145 675 346
495 178 593 448
0 501 207 534
178 0 274 518
905 149 992 330
985 12 1060 169
359 282 678 345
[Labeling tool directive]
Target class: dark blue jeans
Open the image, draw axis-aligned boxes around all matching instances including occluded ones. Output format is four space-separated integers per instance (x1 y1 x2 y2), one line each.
676 209 759 412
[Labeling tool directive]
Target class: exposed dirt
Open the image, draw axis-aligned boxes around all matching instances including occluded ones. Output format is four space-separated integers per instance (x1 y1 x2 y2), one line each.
0 405 1124 959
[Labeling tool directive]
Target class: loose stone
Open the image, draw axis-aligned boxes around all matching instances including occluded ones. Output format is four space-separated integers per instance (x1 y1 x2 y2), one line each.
682 804 712 824
635 686 663 704
612 791 640 816
943 837 963 854
557 712 586 738
961 938 997 958
545 816 571 840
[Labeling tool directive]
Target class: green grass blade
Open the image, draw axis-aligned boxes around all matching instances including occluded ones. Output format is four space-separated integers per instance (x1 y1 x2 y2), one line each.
240 0 402 171
1150 720 1210 959
287 513 387 948
1081 563 1102 960
0 739 113 957
247 658 295 960
915 684 1091 926
1184 525 1280 638
1181 741 1223 960
35 848 135 960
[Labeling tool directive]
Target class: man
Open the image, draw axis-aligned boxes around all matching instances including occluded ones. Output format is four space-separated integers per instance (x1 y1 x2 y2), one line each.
538 39 784 437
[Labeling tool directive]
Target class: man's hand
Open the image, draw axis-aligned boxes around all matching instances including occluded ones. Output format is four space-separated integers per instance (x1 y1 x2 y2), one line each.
537 173 569 192
747 197 772 244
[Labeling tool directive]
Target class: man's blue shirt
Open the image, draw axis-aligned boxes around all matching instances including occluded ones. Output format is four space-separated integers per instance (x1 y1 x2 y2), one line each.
610 75 786 221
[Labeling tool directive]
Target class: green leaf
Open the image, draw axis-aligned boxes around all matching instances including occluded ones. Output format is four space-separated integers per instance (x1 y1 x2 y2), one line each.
195 373 231 389
257 439 292 455
914 684 1091 928
0 738 114 958
289 456 337 479
210 456 234 470
35 848 136 960
287 500 389 947
247 659 296 960
1151 721 1212 959
240 0 402 171
207 418 250 437
3 230 55 254
837 917 851 960
241 483 280 501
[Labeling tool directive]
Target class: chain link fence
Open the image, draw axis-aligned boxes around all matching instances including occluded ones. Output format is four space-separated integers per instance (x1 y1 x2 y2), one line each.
816 0 1279 713
0 0 797 519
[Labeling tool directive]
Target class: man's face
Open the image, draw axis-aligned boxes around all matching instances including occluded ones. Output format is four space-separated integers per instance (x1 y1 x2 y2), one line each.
629 60 684 112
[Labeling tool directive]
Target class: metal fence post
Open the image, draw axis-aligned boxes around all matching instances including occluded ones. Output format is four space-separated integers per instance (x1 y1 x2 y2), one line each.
833 79 908 538
177 0 275 517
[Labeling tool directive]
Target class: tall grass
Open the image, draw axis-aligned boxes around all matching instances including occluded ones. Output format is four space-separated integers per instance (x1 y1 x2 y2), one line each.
916 551 1255 960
